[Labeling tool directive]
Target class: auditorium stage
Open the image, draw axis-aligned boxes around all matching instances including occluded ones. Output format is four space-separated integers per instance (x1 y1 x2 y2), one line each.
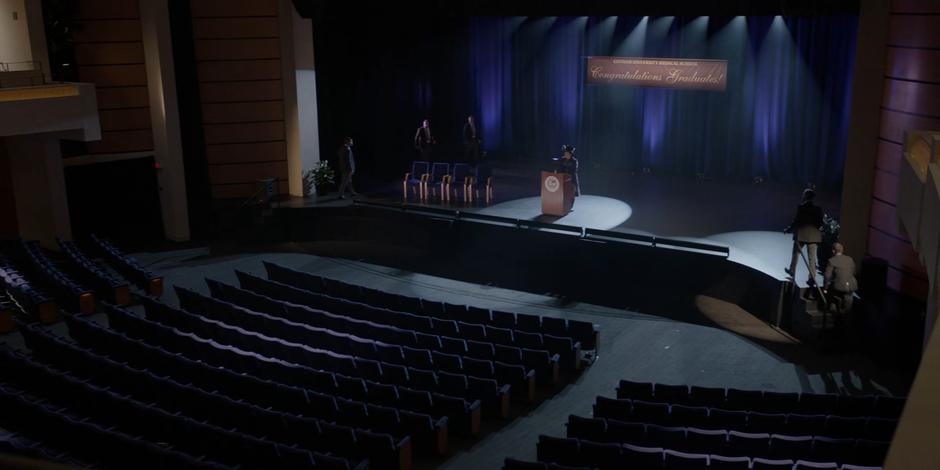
315 162 842 289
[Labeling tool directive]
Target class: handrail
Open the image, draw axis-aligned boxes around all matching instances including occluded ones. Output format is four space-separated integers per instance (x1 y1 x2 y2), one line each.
238 177 281 210
352 200 730 257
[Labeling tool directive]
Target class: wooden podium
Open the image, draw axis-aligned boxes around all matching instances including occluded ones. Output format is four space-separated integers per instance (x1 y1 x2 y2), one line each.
541 171 574 216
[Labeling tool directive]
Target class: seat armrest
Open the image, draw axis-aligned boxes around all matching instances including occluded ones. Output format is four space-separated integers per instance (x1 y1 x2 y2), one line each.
572 341 582 370
549 353 561 363
396 436 413 470
497 384 512 418
433 417 449 455
395 435 412 449
421 173 430 182
524 370 536 402
468 401 482 436
404 172 411 181
433 415 449 429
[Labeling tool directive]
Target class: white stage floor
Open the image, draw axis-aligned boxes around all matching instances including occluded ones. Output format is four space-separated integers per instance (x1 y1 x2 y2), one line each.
474 195 633 231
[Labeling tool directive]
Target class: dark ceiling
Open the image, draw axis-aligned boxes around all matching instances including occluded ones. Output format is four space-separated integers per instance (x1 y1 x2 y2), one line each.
292 0 860 19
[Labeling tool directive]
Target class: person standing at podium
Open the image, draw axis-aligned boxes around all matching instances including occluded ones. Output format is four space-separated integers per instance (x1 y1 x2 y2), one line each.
555 145 580 196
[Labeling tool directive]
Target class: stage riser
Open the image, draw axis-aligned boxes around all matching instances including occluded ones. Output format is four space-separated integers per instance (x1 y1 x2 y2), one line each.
273 205 786 327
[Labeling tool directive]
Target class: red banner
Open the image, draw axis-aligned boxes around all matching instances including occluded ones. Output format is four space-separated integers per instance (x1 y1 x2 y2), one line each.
586 56 727 91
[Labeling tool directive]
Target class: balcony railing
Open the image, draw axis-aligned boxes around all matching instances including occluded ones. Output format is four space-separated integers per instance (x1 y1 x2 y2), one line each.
0 61 45 88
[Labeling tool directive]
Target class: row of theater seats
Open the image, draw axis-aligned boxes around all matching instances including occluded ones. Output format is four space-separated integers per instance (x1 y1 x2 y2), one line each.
0 344 361 469
57 238 130 306
13 239 95 314
217 274 569 380
172 287 514 417
592 397 896 441
106 294 549 464
264 261 600 352
503 379 901 470
215 275 564 400
510 438 883 469
616 380 905 418
3 259 597 468
90 233 164 296
0 291 14 332
0 429 91 469
128 299 484 435
0 381 233 470
21 318 447 460
0 255 56 324
565 415 888 466
0 236 160 324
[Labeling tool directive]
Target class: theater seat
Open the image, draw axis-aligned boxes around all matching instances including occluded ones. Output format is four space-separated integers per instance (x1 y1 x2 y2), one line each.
579 439 624 469
604 418 645 445
566 415 606 441
751 458 794 470
617 380 654 401
503 458 547 470
708 454 750 470
536 435 579 467
663 449 708 470
404 161 430 200
793 460 838 469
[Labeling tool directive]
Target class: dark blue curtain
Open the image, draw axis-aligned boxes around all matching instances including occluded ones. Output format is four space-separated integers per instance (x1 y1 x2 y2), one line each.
469 15 857 191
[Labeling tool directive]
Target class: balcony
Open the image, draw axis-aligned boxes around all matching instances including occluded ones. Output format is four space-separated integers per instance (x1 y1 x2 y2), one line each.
0 81 100 141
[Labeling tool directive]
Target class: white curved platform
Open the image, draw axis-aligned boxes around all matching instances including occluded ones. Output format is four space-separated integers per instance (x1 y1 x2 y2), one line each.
475 195 633 231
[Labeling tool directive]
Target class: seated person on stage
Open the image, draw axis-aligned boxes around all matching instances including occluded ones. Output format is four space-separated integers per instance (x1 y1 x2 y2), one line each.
824 242 858 314
553 145 580 196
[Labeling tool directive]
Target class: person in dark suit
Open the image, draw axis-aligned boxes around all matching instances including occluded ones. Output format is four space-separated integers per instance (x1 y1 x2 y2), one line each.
785 188 824 284
555 145 580 197
414 119 435 162
463 115 481 165
824 242 858 313
336 137 357 199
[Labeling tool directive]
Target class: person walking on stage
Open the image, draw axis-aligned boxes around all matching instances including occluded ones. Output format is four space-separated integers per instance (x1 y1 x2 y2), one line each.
555 145 580 197
824 242 858 314
784 188 824 284
414 119 436 162
463 115 482 165
337 136 357 199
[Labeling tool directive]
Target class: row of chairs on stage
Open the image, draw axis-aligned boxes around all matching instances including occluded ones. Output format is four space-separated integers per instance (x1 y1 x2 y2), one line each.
404 161 493 204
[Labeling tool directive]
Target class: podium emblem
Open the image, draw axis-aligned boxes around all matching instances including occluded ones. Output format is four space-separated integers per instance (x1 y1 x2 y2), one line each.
544 175 560 193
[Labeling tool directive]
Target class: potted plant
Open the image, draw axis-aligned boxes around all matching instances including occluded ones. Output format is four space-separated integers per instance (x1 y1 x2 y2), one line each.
304 161 335 197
